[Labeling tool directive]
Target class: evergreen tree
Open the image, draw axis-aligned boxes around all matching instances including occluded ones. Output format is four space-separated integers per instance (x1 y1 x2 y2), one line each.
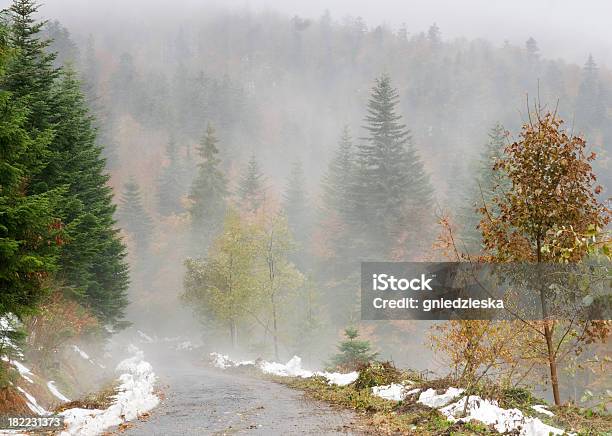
328 327 378 371
283 160 310 248
0 66 61 320
45 68 129 326
457 123 510 253
237 153 265 213
352 74 433 257
576 54 605 131
157 136 185 216
189 123 228 250
4 0 58 132
321 125 354 220
119 177 153 253
4 3 129 327
525 37 539 61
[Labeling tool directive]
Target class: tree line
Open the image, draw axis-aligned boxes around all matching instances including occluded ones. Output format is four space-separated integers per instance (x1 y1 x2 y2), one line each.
0 0 128 374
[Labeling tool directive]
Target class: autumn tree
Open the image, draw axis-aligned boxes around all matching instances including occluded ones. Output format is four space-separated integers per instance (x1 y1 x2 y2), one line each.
480 109 610 405
183 209 258 348
257 214 303 360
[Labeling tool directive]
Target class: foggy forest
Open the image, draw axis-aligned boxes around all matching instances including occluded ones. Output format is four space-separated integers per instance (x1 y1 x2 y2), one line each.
0 0 610 434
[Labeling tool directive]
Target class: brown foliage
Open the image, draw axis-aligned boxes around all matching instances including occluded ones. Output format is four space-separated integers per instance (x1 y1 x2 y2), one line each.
24 292 99 368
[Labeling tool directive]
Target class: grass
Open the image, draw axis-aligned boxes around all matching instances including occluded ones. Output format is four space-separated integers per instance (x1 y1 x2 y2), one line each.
271 361 611 435
275 374 498 435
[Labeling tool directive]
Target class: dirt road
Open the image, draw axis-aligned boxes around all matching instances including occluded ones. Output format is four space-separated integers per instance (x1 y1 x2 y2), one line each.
123 357 363 435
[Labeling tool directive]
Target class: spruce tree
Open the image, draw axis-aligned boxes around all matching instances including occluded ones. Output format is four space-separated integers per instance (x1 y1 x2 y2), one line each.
237 153 265 213
119 177 153 253
4 0 58 132
189 123 228 250
576 54 605 131
0 63 60 319
328 327 378 371
321 126 354 220
157 136 184 216
283 160 310 247
45 68 129 326
352 74 433 257
4 2 129 327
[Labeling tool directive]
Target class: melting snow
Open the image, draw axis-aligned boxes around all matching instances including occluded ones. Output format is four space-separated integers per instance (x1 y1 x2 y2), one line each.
72 345 90 360
531 404 555 417
317 371 359 386
137 330 154 343
1 356 34 383
418 387 465 408
16 387 48 415
59 347 159 436
210 352 254 369
439 395 567 436
48 381 71 402
372 383 420 401
212 353 358 386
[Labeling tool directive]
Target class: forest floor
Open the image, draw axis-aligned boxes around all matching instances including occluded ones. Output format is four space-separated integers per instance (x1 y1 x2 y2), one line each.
118 355 369 436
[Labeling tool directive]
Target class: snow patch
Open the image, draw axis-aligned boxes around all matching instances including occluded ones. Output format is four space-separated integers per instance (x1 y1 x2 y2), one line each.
372 383 420 401
316 371 358 386
211 353 358 386
418 387 465 408
260 355 313 378
439 395 568 436
209 352 254 369
16 387 48 415
531 404 554 417
137 330 154 343
72 345 90 360
2 356 34 383
59 347 159 436
48 381 70 402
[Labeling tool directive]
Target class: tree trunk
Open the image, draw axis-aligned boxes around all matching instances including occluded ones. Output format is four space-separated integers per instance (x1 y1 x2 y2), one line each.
544 323 561 405
230 319 238 349
537 237 561 406
272 295 279 361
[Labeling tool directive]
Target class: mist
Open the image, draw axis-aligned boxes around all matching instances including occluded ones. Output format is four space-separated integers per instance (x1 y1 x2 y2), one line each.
0 0 609 431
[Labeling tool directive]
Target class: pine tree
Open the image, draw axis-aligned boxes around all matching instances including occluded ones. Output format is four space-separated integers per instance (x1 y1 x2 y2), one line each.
352 74 433 257
283 160 310 248
119 177 153 253
457 123 509 253
157 136 185 216
189 123 228 250
236 154 265 213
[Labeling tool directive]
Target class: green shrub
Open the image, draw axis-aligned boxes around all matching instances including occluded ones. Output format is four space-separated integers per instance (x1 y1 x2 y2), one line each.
353 361 402 390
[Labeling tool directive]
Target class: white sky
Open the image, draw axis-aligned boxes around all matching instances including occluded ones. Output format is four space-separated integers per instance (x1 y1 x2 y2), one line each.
3 0 612 67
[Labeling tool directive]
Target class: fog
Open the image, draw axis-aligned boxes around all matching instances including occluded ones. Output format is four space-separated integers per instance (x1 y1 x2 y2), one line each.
35 0 612 66
5 0 609 404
